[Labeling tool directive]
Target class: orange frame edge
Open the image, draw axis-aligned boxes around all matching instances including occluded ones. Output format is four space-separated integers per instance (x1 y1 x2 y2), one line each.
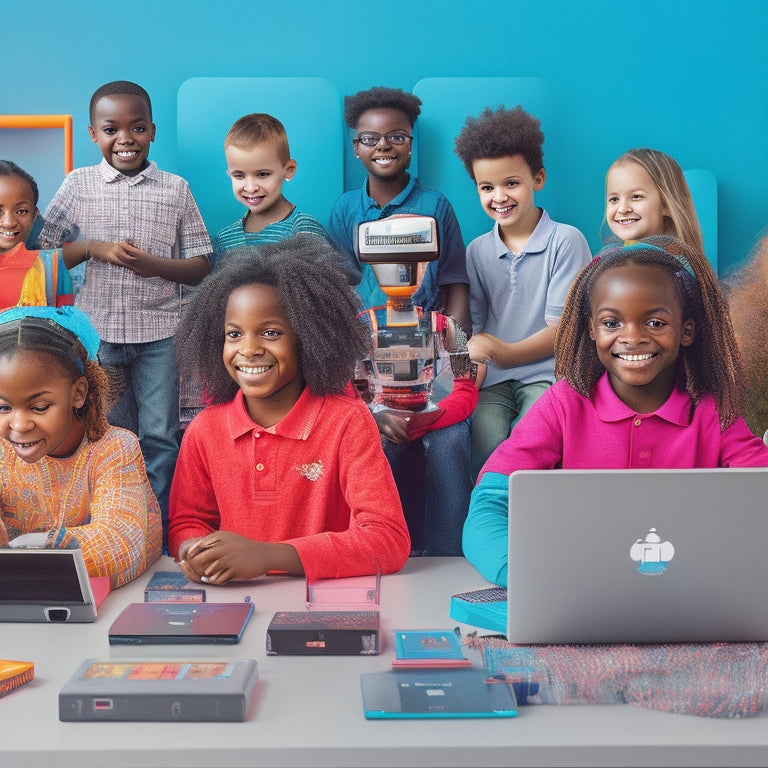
0 115 74 175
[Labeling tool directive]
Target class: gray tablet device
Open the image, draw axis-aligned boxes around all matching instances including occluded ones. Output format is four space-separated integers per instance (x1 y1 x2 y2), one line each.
361 669 518 719
0 547 100 623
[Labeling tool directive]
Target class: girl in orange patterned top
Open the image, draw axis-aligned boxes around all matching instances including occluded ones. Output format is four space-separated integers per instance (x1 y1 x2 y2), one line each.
0 306 161 588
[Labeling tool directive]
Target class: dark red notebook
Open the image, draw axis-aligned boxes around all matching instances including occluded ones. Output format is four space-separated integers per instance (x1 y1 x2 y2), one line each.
108 602 253 645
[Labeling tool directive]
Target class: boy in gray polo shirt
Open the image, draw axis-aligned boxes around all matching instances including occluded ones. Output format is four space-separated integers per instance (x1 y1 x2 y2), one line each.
455 106 591 479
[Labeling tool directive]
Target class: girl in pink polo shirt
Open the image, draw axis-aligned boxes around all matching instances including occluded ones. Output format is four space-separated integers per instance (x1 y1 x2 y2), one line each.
463 236 768 586
168 234 410 584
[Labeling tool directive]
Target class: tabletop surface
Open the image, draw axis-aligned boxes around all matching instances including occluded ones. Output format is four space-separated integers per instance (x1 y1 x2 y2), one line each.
2 556 767 768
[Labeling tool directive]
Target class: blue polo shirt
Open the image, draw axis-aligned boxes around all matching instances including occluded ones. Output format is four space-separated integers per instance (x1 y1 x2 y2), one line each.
328 174 469 311
466 210 592 388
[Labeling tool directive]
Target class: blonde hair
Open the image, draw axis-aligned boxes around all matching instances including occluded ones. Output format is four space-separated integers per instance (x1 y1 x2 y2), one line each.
224 113 290 164
607 148 705 255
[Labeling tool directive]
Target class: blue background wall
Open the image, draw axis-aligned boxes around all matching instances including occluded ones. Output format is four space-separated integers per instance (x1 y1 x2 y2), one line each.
3 0 766 273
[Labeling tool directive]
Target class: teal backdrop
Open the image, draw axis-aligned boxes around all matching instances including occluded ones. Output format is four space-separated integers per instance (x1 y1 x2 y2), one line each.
3 0 766 273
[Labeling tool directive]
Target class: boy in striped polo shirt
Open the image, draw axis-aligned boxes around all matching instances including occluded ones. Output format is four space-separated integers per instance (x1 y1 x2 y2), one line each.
212 113 331 269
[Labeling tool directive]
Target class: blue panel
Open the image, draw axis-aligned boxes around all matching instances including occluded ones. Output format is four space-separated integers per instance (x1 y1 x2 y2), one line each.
683 169 718 273
0 128 67 213
413 78 555 247
177 78 342 238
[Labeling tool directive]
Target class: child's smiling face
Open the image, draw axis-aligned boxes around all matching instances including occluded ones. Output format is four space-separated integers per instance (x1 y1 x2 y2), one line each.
0 175 36 255
223 283 304 427
88 93 155 177
606 161 668 242
0 350 87 463
588 261 695 413
225 142 296 224
472 154 545 246
353 107 413 183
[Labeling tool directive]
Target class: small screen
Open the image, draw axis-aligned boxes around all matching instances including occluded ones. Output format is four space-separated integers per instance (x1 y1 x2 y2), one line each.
0 551 85 602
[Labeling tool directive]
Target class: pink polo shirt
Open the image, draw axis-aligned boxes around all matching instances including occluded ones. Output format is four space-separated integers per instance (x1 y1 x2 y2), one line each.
168 387 410 581
482 372 768 478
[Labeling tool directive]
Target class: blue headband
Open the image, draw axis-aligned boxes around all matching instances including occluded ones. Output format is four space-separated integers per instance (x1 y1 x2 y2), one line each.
594 240 697 279
0 306 101 373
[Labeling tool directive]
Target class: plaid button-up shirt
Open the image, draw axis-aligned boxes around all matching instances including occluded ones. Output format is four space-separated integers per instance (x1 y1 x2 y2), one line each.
40 160 212 343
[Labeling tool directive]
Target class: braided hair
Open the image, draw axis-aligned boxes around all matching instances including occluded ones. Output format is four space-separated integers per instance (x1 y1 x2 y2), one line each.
0 319 110 441
176 234 369 404
555 235 746 428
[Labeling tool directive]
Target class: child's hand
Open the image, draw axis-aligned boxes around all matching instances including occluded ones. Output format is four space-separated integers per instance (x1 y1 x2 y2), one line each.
86 239 137 267
467 332 500 365
179 531 303 583
374 410 413 445
117 242 162 277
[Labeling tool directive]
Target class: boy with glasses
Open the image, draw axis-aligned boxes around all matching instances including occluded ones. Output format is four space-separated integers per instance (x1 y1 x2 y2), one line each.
328 86 470 331
329 86 475 557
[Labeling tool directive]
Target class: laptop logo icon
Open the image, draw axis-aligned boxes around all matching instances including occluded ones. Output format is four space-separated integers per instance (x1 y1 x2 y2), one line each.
630 527 675 574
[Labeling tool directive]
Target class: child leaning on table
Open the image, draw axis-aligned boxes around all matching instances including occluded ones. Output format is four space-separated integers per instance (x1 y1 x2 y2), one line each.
462 236 768 587
0 306 162 589
168 234 411 584
38 80 213 545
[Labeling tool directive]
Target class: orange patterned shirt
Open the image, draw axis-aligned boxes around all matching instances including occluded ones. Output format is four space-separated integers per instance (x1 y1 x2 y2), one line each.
0 426 162 588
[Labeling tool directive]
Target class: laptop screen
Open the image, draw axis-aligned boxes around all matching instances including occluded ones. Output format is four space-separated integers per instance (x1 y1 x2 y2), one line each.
0 550 86 603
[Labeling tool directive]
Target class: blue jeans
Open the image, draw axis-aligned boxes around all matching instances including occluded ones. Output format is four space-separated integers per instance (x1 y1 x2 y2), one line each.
382 419 472 556
471 379 550 480
98 337 180 547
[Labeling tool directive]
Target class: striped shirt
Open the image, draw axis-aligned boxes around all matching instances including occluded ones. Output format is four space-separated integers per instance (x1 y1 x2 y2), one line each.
212 208 328 269
0 427 162 589
40 160 212 343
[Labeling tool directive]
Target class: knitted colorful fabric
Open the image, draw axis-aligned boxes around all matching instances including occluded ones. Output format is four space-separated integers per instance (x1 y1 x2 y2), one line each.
466 634 768 718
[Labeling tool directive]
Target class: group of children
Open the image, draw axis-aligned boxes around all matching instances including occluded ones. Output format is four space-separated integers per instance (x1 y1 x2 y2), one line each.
1 79 766 593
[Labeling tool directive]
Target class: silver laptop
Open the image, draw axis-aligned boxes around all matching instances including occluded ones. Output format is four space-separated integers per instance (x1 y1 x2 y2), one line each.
0 547 101 622
506 468 768 644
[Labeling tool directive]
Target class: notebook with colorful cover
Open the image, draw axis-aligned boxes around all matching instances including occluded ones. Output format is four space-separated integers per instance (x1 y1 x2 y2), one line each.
59 658 258 721
0 660 34 697
392 629 472 668
0 547 107 623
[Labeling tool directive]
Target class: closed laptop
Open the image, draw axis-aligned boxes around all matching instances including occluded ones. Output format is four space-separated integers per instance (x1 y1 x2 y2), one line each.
108 601 254 645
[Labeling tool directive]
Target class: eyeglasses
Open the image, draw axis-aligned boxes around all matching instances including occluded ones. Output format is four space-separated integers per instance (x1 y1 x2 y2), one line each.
353 132 413 147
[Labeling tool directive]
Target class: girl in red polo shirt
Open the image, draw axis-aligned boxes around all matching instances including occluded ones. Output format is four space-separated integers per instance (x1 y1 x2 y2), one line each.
169 234 411 584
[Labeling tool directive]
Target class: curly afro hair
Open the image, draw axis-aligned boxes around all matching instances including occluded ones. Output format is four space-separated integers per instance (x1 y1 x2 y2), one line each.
343 87 422 129
454 105 544 179
175 234 370 404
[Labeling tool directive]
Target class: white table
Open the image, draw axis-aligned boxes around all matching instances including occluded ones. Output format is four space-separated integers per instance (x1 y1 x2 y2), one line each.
2 556 767 768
